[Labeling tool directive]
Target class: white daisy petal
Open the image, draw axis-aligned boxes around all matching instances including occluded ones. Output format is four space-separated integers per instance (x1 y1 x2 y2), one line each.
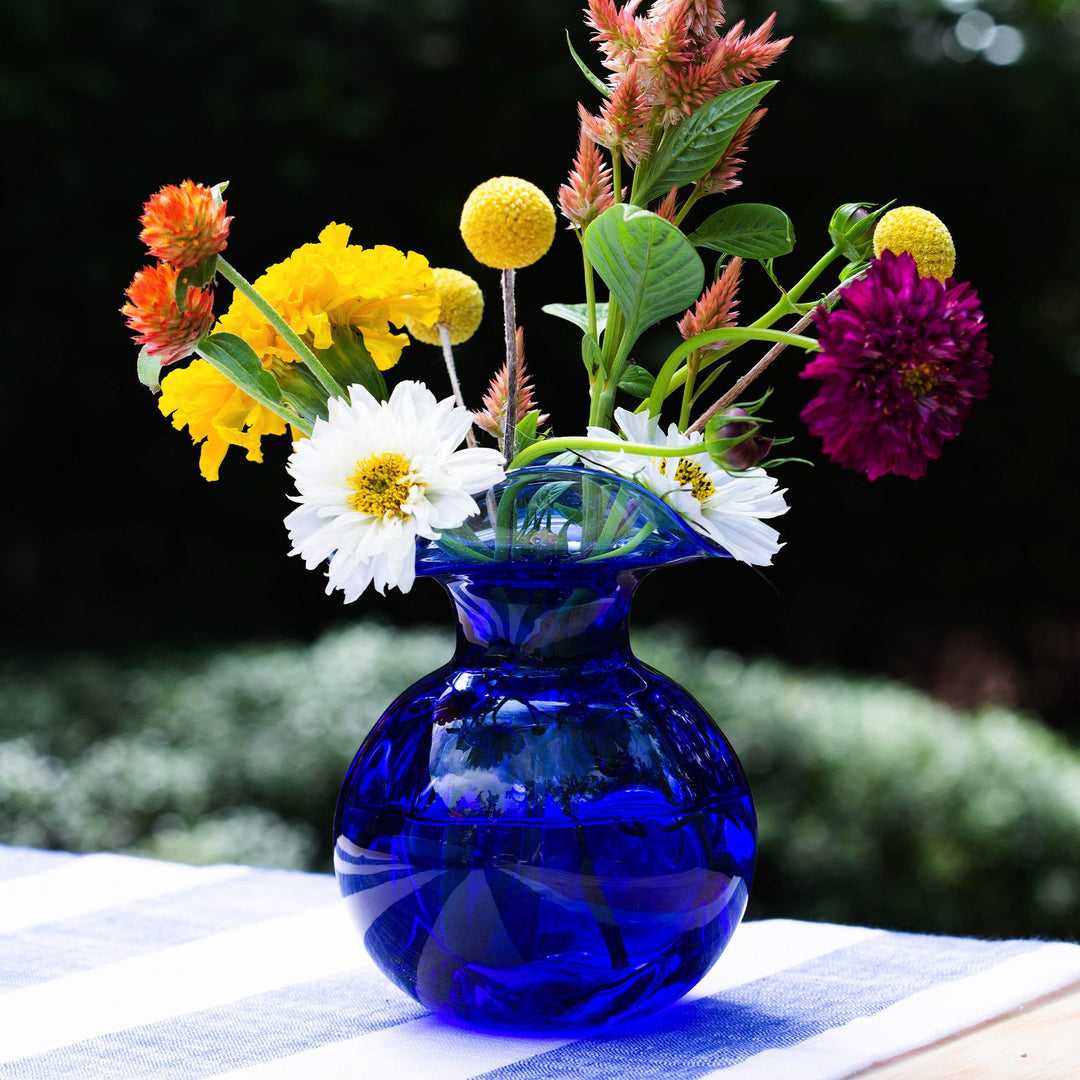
583 412 789 566
286 380 505 601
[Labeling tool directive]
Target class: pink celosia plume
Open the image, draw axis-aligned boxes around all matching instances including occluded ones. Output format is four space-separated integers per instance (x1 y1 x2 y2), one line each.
474 330 549 440
558 127 617 229
678 257 742 345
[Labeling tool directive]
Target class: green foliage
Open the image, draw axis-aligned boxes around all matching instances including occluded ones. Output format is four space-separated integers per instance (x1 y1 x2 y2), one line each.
1 625 1078 939
583 204 705 369
631 82 776 205
198 332 285 409
689 204 796 260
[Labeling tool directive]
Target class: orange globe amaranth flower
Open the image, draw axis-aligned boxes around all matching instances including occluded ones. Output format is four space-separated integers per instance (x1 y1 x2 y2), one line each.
139 180 232 270
459 177 556 270
406 268 484 346
873 206 956 282
122 262 215 367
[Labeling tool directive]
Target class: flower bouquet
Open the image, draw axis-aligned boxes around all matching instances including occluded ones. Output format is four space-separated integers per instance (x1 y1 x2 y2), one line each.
123 0 991 1031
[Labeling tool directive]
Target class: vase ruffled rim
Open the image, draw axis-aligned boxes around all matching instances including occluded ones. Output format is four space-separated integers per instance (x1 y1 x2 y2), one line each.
414 463 729 578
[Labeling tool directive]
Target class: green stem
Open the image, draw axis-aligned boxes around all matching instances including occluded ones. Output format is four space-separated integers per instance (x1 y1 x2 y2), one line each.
673 185 704 229
509 434 716 471
581 521 655 562
749 245 843 332
582 243 598 343
216 257 347 401
679 351 700 430
646 326 819 417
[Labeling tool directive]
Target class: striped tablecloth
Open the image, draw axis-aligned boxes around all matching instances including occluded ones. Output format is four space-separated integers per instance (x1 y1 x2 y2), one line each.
2 844 1079 1079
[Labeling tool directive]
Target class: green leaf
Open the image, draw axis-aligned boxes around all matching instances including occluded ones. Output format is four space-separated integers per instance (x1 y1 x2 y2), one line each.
633 82 775 205
543 302 609 334
137 347 162 392
581 331 603 378
583 204 704 366
689 203 796 260
315 328 387 402
521 479 576 533
198 332 284 404
618 364 656 399
174 255 219 302
566 31 610 98
514 409 542 454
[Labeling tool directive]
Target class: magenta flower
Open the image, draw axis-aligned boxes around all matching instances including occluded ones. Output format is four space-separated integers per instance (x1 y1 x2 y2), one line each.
800 251 992 480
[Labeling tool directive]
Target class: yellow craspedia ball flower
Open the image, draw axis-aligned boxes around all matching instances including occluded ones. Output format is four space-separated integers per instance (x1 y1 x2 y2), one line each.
873 206 956 282
459 176 556 270
406 268 484 346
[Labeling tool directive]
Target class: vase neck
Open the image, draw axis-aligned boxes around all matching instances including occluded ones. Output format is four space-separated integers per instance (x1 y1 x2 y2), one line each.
439 567 647 664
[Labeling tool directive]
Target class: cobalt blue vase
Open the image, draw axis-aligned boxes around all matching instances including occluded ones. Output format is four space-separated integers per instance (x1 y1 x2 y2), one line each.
333 466 756 1029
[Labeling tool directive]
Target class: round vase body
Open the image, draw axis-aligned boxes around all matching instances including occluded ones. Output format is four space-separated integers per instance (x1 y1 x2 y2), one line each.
333 468 756 1030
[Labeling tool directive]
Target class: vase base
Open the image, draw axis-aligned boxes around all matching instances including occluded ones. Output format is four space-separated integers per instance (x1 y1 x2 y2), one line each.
335 821 750 1030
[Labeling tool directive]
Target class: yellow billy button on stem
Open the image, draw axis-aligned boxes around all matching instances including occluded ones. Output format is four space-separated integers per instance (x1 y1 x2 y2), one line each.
459 177 556 271
873 206 956 282
406 268 485 448
459 177 556 466
406 268 484 346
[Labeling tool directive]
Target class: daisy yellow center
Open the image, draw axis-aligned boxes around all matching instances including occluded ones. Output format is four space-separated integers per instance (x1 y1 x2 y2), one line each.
657 457 716 502
347 452 418 519
902 363 937 397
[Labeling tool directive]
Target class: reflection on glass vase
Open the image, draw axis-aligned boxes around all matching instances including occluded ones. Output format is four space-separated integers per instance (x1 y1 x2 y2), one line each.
333 465 756 1030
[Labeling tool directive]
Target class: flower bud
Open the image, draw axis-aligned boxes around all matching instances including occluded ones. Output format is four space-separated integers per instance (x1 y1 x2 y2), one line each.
707 408 774 470
829 203 877 263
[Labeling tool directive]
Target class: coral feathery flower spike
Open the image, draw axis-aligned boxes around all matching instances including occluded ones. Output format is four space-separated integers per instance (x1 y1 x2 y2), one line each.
475 329 548 443
121 262 215 369
558 127 617 229
139 180 231 270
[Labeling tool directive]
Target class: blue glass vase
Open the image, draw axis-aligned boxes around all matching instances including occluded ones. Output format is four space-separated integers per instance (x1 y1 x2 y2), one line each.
333 466 756 1029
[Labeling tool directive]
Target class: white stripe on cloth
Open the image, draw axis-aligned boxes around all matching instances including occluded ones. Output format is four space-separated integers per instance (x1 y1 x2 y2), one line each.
0 900 360 1062
4 845 1080 1080
205 1015 576 1080
198 919 881 1080
0 851 249 934
704 941 1080 1080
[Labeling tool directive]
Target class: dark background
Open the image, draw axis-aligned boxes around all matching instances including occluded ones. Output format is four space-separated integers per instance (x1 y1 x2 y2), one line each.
3 0 1078 730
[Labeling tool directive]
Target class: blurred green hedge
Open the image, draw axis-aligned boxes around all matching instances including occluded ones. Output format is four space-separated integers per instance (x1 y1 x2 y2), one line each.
2 624 1077 940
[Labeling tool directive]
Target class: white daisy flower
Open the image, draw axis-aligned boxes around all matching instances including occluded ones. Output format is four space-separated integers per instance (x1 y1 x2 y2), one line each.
586 407 788 565
285 381 505 600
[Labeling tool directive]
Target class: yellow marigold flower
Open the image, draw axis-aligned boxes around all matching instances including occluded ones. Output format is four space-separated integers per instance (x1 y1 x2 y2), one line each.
159 359 288 481
216 223 439 371
406 268 484 346
873 206 956 282
459 177 556 270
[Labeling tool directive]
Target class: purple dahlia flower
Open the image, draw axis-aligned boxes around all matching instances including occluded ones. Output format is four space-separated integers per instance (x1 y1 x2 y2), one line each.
800 251 992 481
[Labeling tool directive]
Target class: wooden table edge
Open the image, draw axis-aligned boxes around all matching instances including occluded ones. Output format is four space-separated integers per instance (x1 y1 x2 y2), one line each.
849 978 1080 1078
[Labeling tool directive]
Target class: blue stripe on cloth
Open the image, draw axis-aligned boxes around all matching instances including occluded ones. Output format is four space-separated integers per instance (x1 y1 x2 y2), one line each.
0 846 78 881
0 971 427 1080
0 868 338 993
473 931 1041 1080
